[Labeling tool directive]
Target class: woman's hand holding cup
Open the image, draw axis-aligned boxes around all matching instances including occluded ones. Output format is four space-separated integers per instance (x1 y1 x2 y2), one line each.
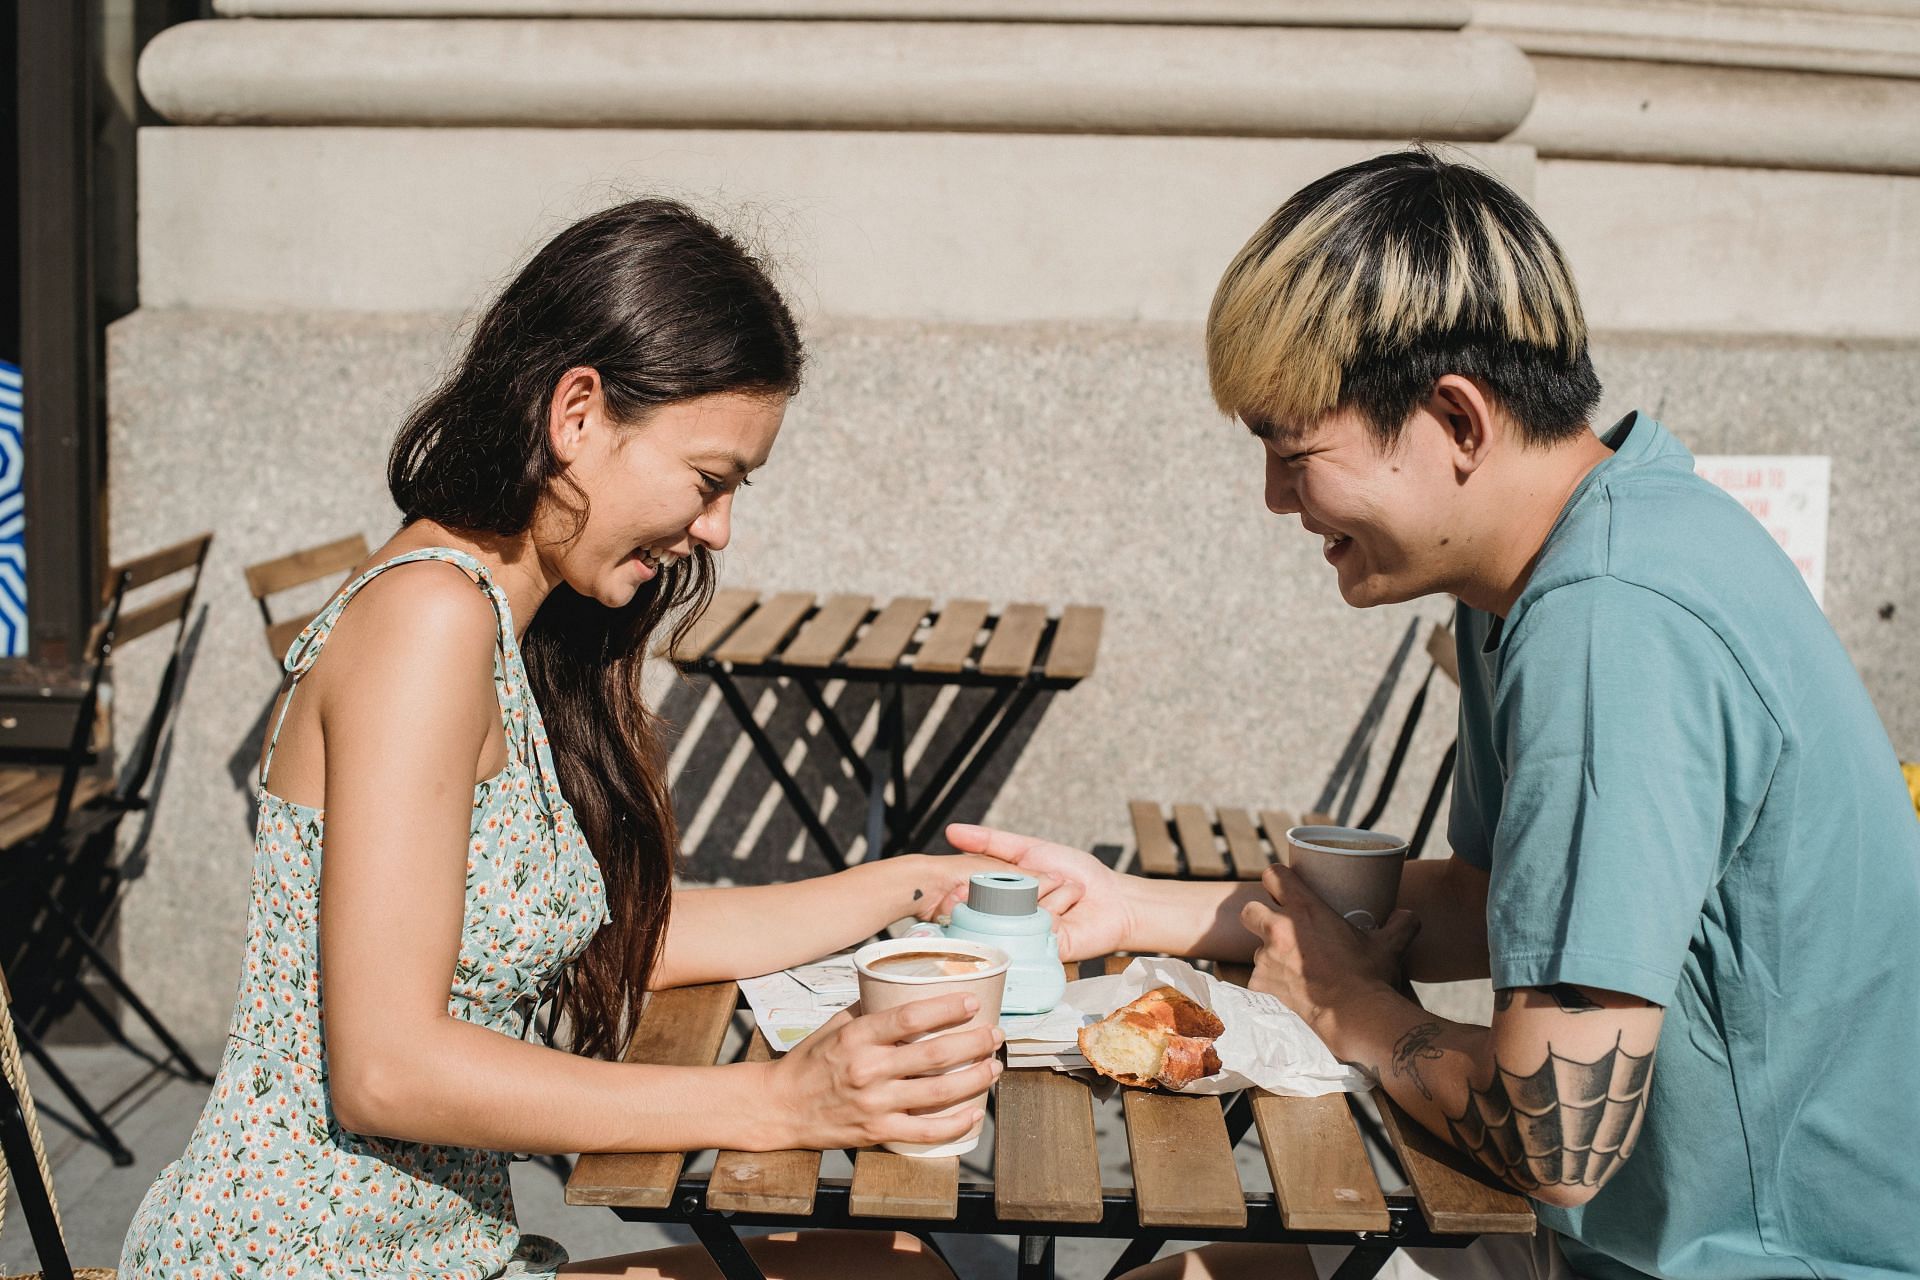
766 994 1004 1153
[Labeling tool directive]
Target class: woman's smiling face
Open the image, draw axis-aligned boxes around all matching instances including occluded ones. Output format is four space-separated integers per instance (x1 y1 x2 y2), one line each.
538 375 786 609
1259 405 1464 608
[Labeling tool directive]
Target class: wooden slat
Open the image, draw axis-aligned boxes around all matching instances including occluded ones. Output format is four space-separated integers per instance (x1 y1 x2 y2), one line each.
0 773 64 831
111 532 210 595
1371 1089 1536 1235
1042 605 1104 681
117 588 191 645
1171 803 1228 879
849 1151 960 1220
266 614 313 659
1217 808 1269 880
0 768 48 803
1301 811 1337 827
911 599 990 674
708 1031 822 1215
1122 1090 1248 1229
1258 811 1297 866
243 533 367 601
670 587 760 662
976 603 1048 678
1427 623 1460 688
993 1068 1102 1223
1252 1093 1391 1232
712 592 815 665
566 983 739 1208
778 594 872 669
1128 801 1182 877
0 775 112 850
840 596 931 671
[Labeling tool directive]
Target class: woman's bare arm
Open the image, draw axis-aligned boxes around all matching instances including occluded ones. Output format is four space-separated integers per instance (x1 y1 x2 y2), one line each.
313 570 995 1155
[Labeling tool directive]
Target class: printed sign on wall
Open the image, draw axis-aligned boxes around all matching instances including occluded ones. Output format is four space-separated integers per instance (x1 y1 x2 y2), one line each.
1694 455 1831 608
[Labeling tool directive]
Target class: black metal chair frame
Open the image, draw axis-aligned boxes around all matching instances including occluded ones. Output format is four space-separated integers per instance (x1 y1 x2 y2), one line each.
3 537 217 1166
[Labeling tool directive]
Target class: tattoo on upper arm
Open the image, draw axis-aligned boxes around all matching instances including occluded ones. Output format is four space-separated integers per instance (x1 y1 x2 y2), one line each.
1390 1021 1446 1101
1446 1035 1654 1191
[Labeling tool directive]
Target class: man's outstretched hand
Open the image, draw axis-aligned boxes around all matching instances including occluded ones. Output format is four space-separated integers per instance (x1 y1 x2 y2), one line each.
943 823 1137 962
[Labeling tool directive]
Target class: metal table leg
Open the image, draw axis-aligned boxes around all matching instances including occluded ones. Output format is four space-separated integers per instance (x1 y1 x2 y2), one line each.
901 683 1040 854
1328 1242 1401 1279
710 671 848 871
687 1206 771 1280
1018 1233 1058 1280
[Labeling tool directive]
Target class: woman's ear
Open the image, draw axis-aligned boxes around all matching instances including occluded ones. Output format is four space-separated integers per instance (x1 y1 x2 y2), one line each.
546 367 602 465
1429 374 1499 478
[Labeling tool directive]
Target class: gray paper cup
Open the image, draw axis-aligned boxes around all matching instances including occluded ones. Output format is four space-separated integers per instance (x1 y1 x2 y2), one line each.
1284 825 1409 930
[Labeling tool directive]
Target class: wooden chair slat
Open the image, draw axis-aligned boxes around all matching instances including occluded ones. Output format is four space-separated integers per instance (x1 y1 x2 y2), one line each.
112 532 211 595
1427 623 1460 688
910 599 991 674
993 1068 1102 1223
1042 605 1104 681
1252 1093 1391 1232
244 533 368 600
840 597 932 671
0 775 112 850
1257 811 1298 865
670 587 761 662
849 1151 960 1220
1371 1088 1536 1234
976 603 1048 678
1217 808 1269 879
708 1031 822 1215
0 767 49 803
0 772 63 824
116 589 191 646
1301 810 1337 827
1128 801 1182 877
566 983 738 1208
266 614 313 660
1171 803 1228 879
712 592 815 666
1122 1090 1248 1229
778 594 873 669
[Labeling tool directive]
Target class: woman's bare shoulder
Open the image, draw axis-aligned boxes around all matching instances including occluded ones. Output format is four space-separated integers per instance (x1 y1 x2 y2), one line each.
312 558 500 690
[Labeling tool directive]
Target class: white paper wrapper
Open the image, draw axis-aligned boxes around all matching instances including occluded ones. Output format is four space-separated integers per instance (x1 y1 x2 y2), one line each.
1006 956 1373 1096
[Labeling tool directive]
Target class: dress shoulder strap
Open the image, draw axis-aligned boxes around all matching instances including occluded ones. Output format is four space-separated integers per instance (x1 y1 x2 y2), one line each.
259 547 516 791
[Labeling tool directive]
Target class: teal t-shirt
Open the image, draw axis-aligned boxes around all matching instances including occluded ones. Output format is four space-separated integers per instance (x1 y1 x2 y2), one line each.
1450 413 1920 1279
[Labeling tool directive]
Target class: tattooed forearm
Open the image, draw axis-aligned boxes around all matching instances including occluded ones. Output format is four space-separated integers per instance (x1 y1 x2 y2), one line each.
1390 1021 1447 1101
1446 1034 1653 1192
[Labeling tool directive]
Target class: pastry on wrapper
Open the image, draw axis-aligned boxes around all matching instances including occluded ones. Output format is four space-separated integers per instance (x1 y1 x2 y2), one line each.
1077 985 1224 1089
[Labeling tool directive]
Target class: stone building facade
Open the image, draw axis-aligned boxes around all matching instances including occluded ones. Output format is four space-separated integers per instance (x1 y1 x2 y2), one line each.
113 0 1920 1038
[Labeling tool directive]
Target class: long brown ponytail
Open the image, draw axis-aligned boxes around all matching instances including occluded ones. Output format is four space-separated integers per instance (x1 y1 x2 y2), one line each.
387 199 803 1058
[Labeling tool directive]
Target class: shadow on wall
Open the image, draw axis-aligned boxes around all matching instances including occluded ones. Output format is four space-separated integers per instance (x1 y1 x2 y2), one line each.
659 672 1053 884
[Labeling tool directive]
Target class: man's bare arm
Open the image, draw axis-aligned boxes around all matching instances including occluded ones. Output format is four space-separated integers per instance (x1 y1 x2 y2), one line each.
1397 856 1492 983
1332 983 1662 1207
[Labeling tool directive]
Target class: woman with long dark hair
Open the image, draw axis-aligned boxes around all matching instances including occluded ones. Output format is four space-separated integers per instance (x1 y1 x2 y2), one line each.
121 200 1015 1278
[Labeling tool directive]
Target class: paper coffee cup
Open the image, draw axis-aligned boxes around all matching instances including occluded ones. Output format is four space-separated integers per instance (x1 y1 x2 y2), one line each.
852 938 1009 1158
1284 825 1409 930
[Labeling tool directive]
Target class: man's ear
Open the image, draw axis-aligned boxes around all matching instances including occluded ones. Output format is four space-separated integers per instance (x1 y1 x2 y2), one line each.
1429 374 1498 478
546 366 602 465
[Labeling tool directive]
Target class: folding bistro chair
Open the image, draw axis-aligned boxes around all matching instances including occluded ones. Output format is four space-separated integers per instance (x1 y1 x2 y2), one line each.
243 532 368 657
2 971 117 1280
1129 619 1461 880
0 534 216 1166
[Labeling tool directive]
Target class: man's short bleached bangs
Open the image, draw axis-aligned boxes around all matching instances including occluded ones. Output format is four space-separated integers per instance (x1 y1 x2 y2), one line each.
1207 148 1600 446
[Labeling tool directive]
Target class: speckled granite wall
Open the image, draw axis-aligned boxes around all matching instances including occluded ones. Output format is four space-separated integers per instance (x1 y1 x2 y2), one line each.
103 312 1918 1038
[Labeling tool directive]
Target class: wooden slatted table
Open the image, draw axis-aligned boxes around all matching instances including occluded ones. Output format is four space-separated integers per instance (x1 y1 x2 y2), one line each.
566 964 1534 1280
671 589 1104 870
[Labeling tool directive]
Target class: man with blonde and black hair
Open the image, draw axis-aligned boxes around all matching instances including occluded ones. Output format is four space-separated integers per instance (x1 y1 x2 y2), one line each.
951 148 1920 1279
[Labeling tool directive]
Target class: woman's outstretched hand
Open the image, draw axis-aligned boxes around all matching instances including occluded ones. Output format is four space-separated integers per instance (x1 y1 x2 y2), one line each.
765 993 1004 1152
943 823 1137 962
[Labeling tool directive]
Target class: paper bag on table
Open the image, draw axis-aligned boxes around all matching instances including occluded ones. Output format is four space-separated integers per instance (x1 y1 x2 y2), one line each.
1006 956 1372 1096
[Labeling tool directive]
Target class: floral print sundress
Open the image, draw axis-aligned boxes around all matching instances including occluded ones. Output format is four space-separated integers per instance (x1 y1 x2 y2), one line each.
122 548 609 1279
